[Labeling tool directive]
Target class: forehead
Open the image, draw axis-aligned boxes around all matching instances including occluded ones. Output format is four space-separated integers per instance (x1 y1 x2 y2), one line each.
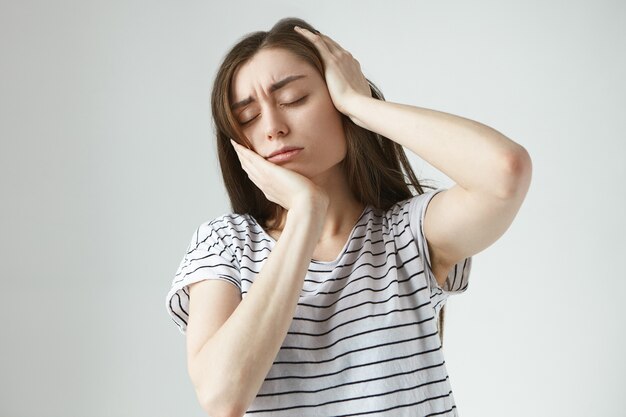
230 48 316 100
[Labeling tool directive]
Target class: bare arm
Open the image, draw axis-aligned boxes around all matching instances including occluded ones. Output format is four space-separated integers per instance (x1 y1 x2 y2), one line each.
186 198 328 417
345 97 527 199
291 27 532 284
345 96 532 281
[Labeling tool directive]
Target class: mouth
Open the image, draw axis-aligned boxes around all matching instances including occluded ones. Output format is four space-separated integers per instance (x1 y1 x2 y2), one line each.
265 146 304 159
266 148 303 163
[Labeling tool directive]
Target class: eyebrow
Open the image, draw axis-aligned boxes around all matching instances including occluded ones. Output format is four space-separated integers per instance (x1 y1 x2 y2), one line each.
230 74 307 110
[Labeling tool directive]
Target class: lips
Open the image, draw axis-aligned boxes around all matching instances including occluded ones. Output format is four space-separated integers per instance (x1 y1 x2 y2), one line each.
267 148 302 163
266 146 303 159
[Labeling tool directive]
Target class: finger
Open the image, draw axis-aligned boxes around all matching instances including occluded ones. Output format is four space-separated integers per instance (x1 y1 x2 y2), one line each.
294 26 335 60
319 33 345 55
231 139 255 161
234 149 260 185
230 140 269 185
231 140 254 172
301 27 346 56
230 139 243 158
234 142 263 167
231 139 282 181
241 157 272 198
294 27 353 63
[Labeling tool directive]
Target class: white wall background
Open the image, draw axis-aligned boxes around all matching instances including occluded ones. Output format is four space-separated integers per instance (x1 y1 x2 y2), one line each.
1 0 624 416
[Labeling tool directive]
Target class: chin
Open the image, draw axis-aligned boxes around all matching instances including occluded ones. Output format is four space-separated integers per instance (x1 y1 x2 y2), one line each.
310 161 346 180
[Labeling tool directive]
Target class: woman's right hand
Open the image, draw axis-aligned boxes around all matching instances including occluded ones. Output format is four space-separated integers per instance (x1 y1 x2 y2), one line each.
230 139 329 212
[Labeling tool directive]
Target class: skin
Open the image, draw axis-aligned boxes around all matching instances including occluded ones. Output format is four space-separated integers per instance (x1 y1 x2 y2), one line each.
297 26 532 287
230 46 368 258
187 25 531 415
233 26 532 281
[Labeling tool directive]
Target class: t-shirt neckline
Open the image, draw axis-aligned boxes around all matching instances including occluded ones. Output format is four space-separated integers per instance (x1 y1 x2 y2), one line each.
252 205 370 266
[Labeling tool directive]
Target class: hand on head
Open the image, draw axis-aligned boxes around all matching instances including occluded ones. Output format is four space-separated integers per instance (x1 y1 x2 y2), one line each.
293 26 371 116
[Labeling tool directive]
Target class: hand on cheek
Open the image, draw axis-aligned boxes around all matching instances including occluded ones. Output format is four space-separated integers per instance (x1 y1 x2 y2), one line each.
230 139 327 210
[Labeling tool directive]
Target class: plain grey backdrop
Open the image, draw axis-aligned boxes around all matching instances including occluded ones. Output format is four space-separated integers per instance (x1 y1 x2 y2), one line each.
1 0 624 416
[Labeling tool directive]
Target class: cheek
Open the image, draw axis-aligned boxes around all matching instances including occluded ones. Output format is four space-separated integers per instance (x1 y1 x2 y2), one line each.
316 115 348 158
307 100 343 132
241 133 262 155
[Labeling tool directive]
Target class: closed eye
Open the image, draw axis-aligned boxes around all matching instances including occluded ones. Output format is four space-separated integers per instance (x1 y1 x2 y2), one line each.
240 96 308 125
281 95 308 107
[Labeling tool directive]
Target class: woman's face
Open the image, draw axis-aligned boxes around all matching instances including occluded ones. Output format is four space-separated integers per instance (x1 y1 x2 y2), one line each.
230 47 347 180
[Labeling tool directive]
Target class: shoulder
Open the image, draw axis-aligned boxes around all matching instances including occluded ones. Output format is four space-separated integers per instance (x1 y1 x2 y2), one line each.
363 196 426 240
376 189 444 232
401 187 448 248
378 189 444 220
192 212 254 248
406 188 446 226
201 212 249 233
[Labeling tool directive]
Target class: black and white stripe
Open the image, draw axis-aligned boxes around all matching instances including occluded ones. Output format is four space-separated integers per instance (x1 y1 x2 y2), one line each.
166 188 472 416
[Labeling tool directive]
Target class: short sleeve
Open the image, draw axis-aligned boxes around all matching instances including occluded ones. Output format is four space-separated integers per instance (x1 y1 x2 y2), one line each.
165 220 241 334
408 188 472 306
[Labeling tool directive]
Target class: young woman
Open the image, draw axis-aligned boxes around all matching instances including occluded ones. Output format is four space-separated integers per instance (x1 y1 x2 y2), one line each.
166 17 532 417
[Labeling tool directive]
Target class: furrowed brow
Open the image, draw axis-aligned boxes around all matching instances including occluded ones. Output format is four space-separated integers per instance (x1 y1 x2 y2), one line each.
230 74 307 110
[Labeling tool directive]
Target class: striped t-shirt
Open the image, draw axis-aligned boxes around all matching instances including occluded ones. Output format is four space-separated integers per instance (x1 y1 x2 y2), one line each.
166 187 472 416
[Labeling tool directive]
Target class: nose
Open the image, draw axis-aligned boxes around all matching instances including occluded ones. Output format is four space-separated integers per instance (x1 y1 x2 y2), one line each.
263 105 289 140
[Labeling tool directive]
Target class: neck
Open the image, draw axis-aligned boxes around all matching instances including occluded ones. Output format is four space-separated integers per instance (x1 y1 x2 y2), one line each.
266 164 366 241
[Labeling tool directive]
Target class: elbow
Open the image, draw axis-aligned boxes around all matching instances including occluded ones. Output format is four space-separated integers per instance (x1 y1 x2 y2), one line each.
197 386 247 417
189 357 248 417
194 379 247 417
496 145 533 200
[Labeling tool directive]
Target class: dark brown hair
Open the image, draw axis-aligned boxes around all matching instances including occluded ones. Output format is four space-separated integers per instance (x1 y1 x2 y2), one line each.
209 17 448 344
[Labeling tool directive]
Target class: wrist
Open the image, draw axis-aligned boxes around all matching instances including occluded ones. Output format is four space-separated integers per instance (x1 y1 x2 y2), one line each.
286 200 328 238
290 194 328 218
342 93 371 128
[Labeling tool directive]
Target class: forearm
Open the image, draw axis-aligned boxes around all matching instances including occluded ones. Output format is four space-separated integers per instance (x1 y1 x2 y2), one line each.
346 95 528 198
193 202 327 416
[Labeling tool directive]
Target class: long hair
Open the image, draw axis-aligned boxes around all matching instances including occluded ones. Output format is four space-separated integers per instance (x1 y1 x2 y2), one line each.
209 17 448 345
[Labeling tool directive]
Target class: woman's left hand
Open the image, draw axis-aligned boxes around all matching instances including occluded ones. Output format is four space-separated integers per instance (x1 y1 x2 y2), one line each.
294 26 371 118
